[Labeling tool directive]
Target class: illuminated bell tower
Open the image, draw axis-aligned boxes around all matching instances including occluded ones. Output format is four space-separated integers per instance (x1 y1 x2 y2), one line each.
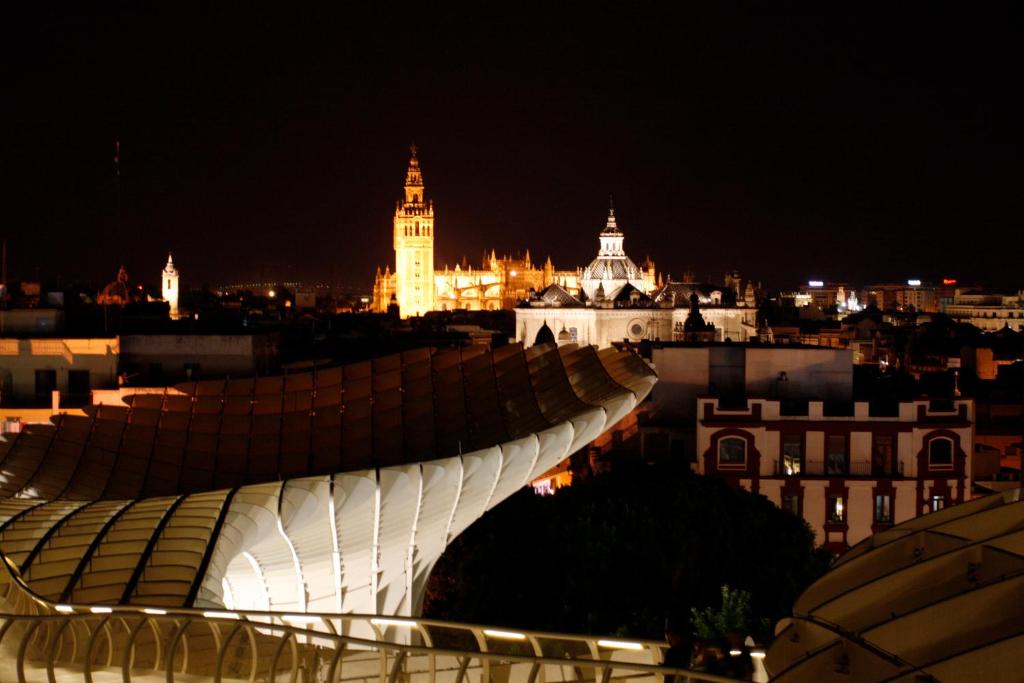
162 252 179 317
393 145 435 317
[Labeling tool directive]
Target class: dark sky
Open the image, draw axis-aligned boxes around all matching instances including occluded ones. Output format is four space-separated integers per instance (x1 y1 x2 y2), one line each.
5 5 1020 290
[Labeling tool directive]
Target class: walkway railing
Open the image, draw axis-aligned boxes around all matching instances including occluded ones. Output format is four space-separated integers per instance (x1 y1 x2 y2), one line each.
0 555 740 683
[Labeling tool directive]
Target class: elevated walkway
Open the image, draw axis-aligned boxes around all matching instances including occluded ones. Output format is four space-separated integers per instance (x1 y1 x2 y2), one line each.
0 557 740 683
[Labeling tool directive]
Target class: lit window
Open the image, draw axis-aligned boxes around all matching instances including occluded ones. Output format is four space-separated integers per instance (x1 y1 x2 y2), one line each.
827 495 846 524
717 437 746 468
782 434 802 475
826 435 848 475
931 495 945 512
928 438 954 469
874 494 892 524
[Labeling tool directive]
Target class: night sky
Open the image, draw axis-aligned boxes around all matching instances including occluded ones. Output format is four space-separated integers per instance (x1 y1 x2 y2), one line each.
6 5 1020 290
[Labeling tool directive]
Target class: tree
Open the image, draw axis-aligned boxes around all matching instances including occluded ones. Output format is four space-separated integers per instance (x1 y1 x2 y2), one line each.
423 461 829 640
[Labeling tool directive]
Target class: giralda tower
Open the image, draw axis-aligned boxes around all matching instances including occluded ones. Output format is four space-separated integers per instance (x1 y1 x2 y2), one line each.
393 145 435 317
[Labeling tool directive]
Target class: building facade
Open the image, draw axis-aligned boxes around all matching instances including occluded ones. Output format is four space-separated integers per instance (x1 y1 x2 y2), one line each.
119 332 280 384
943 289 1024 332
432 250 580 312
696 396 974 552
516 275 757 351
516 303 757 350
0 337 119 407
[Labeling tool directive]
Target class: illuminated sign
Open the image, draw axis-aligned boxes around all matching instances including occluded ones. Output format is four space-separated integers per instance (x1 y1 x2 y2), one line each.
907 279 921 287
943 278 957 285
808 280 824 288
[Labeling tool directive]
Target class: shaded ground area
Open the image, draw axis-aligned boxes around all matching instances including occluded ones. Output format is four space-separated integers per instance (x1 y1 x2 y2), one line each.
424 462 830 640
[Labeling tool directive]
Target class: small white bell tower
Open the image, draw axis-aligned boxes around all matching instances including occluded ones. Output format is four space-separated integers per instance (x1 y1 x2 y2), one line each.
162 252 179 317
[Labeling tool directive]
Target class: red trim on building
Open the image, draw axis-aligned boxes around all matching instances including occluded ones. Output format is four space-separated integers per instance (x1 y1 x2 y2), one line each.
702 428 761 484
871 479 896 533
915 429 968 509
780 476 803 518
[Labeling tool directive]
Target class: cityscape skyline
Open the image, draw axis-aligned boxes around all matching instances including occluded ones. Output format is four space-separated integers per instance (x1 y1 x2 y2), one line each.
2 7 1023 679
5 6 1020 290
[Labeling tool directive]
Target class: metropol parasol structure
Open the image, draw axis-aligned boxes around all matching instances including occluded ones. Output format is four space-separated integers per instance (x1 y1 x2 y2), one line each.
0 343 749 682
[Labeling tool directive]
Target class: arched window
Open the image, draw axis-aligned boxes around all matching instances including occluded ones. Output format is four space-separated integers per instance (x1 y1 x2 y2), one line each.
717 437 746 467
929 437 954 469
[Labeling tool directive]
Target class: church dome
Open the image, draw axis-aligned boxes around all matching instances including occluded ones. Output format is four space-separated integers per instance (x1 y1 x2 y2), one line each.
97 266 131 306
584 257 638 281
580 205 646 301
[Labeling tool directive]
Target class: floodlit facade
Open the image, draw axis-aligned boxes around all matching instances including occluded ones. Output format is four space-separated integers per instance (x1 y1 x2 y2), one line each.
0 343 669 680
372 148 581 315
767 487 1024 681
943 288 1024 332
696 396 974 551
0 337 119 406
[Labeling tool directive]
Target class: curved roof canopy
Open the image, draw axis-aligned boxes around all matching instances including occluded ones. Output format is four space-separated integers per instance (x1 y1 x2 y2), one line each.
0 342 656 616
767 487 1024 682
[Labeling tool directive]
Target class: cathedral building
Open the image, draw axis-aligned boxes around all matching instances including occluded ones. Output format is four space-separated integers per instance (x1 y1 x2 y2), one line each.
432 249 580 312
371 147 580 316
516 220 758 349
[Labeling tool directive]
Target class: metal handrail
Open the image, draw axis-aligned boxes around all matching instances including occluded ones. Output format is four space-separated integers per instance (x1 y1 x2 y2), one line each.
0 553 741 683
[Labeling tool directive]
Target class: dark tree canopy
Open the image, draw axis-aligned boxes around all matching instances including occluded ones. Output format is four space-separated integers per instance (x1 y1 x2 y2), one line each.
424 462 830 639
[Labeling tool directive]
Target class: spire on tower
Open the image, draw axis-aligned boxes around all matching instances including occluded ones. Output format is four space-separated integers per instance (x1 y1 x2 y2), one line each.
402 144 426 206
602 197 620 234
405 144 423 188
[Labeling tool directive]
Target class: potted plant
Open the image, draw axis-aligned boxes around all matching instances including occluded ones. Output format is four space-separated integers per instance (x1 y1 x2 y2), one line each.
691 584 752 648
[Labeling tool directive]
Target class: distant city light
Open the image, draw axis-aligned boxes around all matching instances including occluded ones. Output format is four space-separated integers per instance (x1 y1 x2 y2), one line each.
268 289 276 298
808 280 824 288
943 278 957 285
510 270 518 277
907 279 921 287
